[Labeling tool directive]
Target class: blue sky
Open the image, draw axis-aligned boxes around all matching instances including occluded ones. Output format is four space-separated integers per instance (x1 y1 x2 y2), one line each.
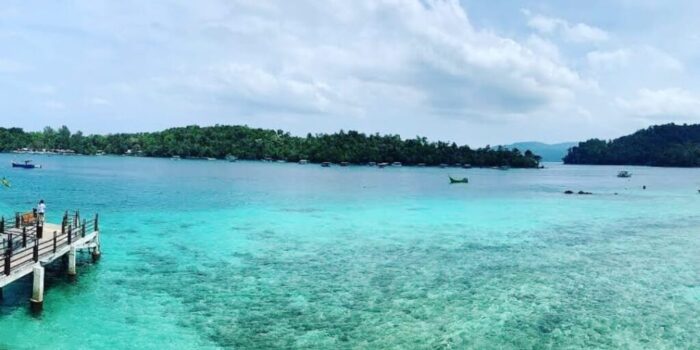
1 0 699 146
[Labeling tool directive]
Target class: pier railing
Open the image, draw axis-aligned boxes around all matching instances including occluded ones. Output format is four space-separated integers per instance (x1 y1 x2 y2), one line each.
0 211 99 276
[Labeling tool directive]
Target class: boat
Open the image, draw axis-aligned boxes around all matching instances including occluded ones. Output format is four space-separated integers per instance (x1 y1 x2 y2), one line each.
449 175 469 184
340 162 349 166
378 162 389 168
617 170 632 178
298 159 308 164
12 160 40 169
171 155 181 160
462 164 472 169
391 162 402 167
499 165 511 170
321 162 331 167
417 163 426 167
206 157 216 161
439 163 448 168
226 155 237 162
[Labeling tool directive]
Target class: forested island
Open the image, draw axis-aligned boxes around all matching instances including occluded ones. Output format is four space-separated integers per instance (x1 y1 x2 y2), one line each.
0 125 542 168
564 123 700 167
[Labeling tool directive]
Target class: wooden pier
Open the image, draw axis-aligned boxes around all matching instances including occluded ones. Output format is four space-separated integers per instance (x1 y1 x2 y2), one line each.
0 210 101 310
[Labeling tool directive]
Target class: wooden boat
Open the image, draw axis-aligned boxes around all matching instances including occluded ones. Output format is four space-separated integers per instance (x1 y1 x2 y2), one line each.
617 170 632 178
449 175 469 184
12 160 39 169
321 162 331 167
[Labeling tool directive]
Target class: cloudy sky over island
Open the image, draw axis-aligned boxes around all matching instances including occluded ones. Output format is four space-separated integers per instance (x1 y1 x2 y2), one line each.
1 0 699 145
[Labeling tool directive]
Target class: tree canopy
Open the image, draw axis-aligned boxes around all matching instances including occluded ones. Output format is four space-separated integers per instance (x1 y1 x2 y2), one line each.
0 125 542 168
564 123 700 167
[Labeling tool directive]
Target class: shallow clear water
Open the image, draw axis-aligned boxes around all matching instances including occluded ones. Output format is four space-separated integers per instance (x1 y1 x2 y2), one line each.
0 155 699 349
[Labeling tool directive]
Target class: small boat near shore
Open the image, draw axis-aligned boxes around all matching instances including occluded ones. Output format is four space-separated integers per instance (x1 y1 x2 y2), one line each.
321 162 331 167
449 175 468 184
12 160 40 169
617 170 632 178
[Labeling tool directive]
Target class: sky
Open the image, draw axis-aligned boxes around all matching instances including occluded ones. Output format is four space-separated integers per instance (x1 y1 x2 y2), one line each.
1 0 699 146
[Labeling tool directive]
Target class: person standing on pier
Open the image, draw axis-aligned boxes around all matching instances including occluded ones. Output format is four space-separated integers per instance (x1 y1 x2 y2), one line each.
37 199 46 223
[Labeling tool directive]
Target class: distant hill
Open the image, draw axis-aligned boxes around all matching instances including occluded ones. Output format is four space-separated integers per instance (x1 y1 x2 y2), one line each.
504 142 576 162
564 123 700 167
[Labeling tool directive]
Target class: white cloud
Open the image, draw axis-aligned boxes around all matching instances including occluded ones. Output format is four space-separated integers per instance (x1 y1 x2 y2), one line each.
523 10 608 43
587 47 682 72
138 0 595 122
616 88 700 120
587 49 631 69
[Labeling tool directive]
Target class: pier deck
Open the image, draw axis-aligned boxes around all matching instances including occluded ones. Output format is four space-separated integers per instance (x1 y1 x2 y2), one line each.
0 211 100 309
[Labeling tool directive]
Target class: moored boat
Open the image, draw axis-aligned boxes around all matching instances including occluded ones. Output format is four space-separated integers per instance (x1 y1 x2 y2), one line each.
617 170 632 178
449 175 469 184
299 159 308 164
391 162 402 167
321 162 331 167
12 160 40 169
378 162 388 168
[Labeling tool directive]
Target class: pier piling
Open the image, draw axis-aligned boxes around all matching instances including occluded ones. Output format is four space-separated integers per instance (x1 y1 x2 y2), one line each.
67 245 76 276
30 265 44 311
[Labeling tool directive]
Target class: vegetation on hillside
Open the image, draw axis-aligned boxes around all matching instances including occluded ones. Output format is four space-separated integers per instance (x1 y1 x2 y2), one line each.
564 123 700 167
0 125 542 167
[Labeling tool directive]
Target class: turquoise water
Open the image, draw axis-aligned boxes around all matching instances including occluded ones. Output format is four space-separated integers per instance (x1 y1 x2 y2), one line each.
0 155 699 349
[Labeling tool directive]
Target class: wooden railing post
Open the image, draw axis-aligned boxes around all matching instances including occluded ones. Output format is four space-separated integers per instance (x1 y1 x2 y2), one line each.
53 231 57 253
4 252 10 275
67 225 72 245
22 227 27 248
37 221 43 239
33 241 39 262
0 216 4 234
15 212 19 229
74 211 79 228
94 213 99 231
4 234 12 275
82 219 86 237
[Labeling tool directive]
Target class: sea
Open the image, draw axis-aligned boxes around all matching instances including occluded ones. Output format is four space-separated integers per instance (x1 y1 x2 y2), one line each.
0 154 698 349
